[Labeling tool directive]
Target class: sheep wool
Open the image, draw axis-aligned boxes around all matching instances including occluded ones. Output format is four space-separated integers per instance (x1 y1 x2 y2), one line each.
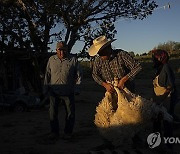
94 79 173 147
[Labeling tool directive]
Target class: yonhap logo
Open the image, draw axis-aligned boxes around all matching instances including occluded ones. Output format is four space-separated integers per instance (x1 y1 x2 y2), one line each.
147 132 180 148
147 132 161 148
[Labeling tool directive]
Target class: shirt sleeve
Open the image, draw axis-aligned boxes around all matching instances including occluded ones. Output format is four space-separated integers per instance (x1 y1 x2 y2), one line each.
166 65 175 89
92 57 104 85
159 64 175 90
120 51 142 80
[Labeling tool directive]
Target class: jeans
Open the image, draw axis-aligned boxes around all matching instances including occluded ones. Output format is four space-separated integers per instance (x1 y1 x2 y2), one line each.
49 93 75 135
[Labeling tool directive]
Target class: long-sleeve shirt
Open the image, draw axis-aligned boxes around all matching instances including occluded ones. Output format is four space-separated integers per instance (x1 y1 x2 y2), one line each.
44 54 82 96
157 63 175 90
153 63 178 108
92 49 142 85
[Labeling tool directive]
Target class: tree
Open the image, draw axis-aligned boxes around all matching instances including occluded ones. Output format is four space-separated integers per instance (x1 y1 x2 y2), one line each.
0 0 58 53
0 0 158 57
136 53 140 57
129 51 135 57
153 41 180 54
173 42 180 54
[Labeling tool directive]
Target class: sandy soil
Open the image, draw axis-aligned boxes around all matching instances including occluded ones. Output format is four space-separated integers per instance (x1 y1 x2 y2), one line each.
0 78 180 154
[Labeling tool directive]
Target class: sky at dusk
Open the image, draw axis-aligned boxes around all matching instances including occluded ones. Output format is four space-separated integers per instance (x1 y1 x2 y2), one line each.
50 0 180 55
113 0 180 54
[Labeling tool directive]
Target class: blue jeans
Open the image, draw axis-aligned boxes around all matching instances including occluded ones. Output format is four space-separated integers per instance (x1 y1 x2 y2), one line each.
49 93 75 135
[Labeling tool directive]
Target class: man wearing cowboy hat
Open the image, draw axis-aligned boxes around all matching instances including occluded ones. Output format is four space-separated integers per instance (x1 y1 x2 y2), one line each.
89 35 142 93
44 41 82 142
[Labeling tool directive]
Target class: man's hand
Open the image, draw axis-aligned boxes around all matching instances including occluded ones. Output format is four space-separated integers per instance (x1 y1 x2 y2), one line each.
102 82 115 93
166 86 173 94
118 76 129 89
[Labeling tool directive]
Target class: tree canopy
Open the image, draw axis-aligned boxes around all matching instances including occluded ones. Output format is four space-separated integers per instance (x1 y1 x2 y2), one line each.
154 41 180 54
0 0 158 57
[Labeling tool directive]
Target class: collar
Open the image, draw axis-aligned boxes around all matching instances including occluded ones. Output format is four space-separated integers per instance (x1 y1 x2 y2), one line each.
54 54 69 61
107 50 116 61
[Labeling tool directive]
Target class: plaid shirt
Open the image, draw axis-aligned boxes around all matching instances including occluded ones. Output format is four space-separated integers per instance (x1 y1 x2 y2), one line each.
92 49 142 85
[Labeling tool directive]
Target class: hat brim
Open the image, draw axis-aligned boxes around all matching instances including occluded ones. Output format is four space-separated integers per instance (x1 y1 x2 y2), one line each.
88 39 116 56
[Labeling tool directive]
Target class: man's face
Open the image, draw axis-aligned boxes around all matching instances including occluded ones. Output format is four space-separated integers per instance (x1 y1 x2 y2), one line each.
152 56 161 68
98 45 112 60
56 48 67 59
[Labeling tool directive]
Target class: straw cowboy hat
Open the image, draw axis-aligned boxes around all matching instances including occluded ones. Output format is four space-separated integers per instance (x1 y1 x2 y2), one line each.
88 35 116 56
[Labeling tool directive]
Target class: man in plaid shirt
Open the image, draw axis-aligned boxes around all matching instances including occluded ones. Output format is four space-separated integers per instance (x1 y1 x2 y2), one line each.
88 36 142 92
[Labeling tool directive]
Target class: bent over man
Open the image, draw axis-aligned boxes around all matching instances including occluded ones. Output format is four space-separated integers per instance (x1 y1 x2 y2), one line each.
88 35 141 93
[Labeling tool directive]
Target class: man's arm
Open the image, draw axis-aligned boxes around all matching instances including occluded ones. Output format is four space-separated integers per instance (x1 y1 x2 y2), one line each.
120 51 142 80
92 57 104 85
92 58 114 93
160 64 175 93
118 51 142 89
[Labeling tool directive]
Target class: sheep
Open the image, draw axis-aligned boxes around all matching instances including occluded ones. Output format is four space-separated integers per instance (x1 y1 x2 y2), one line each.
94 78 173 147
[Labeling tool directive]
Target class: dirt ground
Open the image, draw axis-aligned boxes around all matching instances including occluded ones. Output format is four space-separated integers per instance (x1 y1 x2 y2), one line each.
0 78 180 154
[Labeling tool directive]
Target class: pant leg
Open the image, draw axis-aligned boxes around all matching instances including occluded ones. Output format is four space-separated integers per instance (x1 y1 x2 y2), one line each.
169 88 178 117
63 94 75 134
163 120 173 137
153 113 162 134
163 120 173 149
49 95 59 134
